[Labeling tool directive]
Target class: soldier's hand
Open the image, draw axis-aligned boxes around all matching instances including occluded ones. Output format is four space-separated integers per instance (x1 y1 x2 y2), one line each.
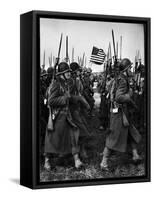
130 101 138 112
65 91 71 99
55 57 60 66
79 96 90 111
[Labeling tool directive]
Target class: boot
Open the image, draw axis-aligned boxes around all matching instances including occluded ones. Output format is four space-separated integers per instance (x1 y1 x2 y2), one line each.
74 154 83 169
75 159 83 169
100 147 110 170
132 149 142 162
44 157 51 171
100 156 108 170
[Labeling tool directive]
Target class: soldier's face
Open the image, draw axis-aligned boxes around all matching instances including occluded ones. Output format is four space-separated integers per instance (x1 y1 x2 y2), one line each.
64 71 71 79
76 71 80 76
126 67 132 76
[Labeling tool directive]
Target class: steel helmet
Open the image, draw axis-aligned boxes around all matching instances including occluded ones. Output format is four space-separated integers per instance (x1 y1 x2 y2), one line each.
87 67 92 73
70 62 80 72
47 67 54 75
120 58 133 72
56 62 71 75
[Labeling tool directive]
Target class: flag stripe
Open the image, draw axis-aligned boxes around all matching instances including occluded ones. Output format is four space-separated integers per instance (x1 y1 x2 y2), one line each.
91 54 106 58
90 59 104 63
90 57 105 61
90 56 105 61
91 55 106 59
90 58 104 61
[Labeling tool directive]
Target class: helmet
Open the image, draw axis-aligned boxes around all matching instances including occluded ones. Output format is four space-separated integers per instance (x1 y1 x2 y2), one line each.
70 62 80 72
87 67 92 73
56 62 71 75
83 67 87 72
47 67 54 75
120 58 132 72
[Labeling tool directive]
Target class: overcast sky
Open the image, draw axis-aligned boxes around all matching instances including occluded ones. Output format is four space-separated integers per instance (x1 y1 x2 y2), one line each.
40 18 144 72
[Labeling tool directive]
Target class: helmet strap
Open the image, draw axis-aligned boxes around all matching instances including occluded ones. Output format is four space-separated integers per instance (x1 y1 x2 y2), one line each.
63 73 67 81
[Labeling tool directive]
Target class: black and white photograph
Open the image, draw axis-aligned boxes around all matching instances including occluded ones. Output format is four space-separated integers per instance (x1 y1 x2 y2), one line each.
38 15 149 184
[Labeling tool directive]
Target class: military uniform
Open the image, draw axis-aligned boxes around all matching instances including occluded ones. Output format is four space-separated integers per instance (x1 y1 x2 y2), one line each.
100 58 142 169
98 78 109 130
82 74 95 115
69 75 90 138
106 73 141 152
44 77 80 155
69 62 91 158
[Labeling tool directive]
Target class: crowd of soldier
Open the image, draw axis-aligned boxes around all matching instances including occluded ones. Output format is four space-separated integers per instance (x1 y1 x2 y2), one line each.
40 57 145 171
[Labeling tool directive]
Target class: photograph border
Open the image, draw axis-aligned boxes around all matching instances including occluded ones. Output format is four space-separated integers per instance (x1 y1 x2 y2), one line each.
20 10 151 189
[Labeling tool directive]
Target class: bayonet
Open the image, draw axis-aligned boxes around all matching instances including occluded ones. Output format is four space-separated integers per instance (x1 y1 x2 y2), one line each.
58 33 63 59
50 52 52 67
52 33 63 83
116 41 118 59
112 30 116 61
42 50 45 69
120 36 122 60
72 47 74 62
48 57 51 67
66 35 69 63
82 52 85 66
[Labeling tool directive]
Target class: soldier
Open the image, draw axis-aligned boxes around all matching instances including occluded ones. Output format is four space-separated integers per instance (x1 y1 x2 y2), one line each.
98 73 114 131
100 58 142 170
40 70 51 153
69 62 91 158
97 73 107 130
44 62 83 170
82 68 95 116
46 66 54 87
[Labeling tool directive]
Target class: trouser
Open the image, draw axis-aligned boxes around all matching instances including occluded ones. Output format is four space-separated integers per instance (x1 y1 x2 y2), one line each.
103 131 138 158
70 128 80 155
44 127 80 158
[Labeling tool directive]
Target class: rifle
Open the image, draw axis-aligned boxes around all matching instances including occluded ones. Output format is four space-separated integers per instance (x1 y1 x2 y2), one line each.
50 52 52 67
52 33 63 83
41 50 45 70
116 41 118 59
112 30 117 65
81 52 85 67
120 36 122 60
48 57 51 68
85 57 87 67
72 47 74 62
47 33 63 131
78 56 80 65
65 35 69 63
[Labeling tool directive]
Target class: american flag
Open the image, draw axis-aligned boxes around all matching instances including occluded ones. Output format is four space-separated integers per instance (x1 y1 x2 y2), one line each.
90 46 106 65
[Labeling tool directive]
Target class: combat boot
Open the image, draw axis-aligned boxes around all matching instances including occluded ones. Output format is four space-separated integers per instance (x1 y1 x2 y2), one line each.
100 147 110 170
44 157 51 171
100 156 108 170
75 159 83 169
132 149 142 162
74 154 83 169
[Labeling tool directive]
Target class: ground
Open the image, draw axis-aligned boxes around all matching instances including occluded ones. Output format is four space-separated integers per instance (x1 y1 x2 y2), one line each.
40 89 146 182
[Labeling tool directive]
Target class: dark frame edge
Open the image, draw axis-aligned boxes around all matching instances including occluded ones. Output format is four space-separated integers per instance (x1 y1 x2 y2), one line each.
146 17 151 182
20 11 34 189
33 176 150 189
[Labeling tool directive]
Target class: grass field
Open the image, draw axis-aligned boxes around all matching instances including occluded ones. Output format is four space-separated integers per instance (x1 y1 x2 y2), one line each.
40 105 146 182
